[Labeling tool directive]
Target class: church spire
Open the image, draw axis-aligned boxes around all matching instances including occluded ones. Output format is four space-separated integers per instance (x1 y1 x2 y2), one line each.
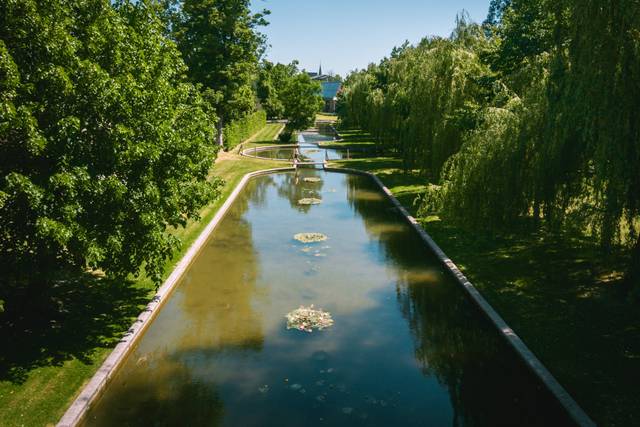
319 62 322 76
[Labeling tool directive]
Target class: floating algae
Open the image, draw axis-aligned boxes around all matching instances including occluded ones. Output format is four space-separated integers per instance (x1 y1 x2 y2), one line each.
286 305 334 333
298 197 322 205
303 177 322 183
294 232 328 243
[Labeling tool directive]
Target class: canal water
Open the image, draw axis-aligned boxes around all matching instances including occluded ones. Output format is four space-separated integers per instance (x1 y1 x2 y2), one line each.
82 169 574 426
249 128 360 163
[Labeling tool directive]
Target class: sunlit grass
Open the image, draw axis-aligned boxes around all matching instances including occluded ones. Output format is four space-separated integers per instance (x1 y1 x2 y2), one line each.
316 113 337 122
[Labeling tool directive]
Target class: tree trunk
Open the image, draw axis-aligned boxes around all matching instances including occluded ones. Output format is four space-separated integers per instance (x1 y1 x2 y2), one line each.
216 116 225 148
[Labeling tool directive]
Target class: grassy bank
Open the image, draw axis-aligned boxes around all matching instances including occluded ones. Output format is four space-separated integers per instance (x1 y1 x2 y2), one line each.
236 122 286 151
329 131 640 426
0 125 284 427
316 112 338 122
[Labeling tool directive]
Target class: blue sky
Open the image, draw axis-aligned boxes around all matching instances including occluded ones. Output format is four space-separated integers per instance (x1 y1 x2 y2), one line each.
250 0 491 76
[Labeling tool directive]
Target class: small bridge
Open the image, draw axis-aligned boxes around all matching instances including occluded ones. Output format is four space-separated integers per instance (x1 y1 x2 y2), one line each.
239 144 327 169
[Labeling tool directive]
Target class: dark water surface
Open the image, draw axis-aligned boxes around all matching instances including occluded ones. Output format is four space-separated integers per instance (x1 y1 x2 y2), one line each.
82 170 574 426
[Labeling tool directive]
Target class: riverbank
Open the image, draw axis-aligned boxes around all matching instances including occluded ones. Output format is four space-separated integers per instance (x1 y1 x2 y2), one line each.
0 123 284 427
328 131 640 426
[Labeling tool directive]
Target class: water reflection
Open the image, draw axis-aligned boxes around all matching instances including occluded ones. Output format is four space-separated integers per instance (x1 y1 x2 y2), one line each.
85 356 224 427
345 173 573 426
83 171 575 426
275 170 325 213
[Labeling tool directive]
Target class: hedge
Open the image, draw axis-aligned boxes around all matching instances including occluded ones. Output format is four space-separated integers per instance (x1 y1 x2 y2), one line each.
223 110 267 149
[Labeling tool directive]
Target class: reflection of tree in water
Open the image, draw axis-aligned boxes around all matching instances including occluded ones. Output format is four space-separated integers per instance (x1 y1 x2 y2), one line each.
275 170 325 213
178 178 275 352
344 174 572 426
83 178 280 426
83 356 224 427
246 174 275 209
316 123 335 136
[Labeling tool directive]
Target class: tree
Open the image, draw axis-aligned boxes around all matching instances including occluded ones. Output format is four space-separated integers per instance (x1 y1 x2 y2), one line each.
0 0 218 310
337 17 492 178
256 60 298 119
338 2 640 296
279 74 323 140
487 0 555 74
484 0 511 27
172 0 269 146
430 0 640 295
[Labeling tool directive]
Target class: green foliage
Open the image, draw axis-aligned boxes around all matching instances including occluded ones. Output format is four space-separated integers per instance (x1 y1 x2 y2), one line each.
486 0 556 74
280 73 323 134
484 0 511 27
256 60 298 119
0 0 219 294
257 60 322 136
338 15 493 179
340 1 640 291
172 0 269 144
223 110 266 150
440 1 640 258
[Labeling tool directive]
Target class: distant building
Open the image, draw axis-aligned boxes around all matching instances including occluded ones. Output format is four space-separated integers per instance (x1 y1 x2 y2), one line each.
320 81 341 113
307 64 331 81
306 64 341 113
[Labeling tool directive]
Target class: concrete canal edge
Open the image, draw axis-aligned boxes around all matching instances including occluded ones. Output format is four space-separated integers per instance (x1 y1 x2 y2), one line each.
57 167 295 427
325 167 596 427
59 166 595 427
239 144 298 161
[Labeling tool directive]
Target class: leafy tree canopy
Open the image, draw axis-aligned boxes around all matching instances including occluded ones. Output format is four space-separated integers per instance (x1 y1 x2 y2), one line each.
256 60 298 119
338 1 640 294
0 0 219 297
280 73 323 137
172 0 269 144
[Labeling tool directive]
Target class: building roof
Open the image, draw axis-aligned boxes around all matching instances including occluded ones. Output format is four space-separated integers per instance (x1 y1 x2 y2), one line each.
312 74 333 81
321 81 341 100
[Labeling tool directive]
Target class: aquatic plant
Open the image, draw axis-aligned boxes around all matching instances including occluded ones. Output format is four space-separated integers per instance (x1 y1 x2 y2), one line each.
297 198 322 205
286 305 334 332
294 233 328 243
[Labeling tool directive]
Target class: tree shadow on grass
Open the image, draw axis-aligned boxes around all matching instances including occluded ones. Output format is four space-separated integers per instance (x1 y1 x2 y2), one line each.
0 274 149 384
422 220 640 425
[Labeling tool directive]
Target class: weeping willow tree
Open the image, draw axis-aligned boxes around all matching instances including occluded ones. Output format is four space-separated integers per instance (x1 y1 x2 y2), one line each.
545 0 640 288
433 0 640 292
338 15 493 179
340 1 640 293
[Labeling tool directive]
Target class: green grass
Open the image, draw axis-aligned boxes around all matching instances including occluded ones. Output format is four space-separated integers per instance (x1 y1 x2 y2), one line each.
236 122 287 151
0 126 285 427
329 130 640 426
319 128 377 150
316 113 338 122
242 122 284 145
